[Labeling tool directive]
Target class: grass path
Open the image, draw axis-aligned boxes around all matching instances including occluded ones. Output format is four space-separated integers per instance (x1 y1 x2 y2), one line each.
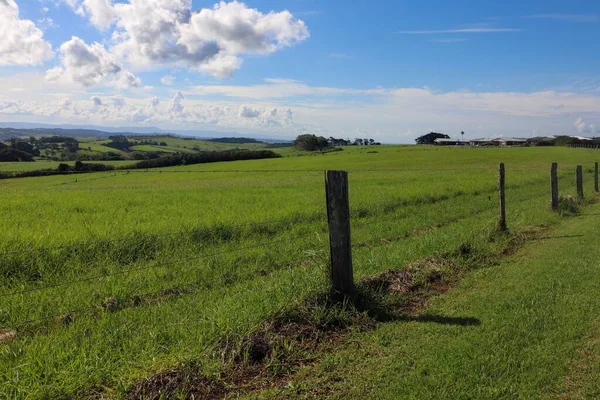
257 204 600 399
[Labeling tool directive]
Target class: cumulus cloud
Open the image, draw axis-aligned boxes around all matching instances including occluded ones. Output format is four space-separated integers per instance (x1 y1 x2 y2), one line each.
170 91 185 113
81 0 116 29
239 105 260 118
56 0 309 78
0 0 54 66
46 36 140 88
90 95 103 106
151 96 160 108
575 117 598 134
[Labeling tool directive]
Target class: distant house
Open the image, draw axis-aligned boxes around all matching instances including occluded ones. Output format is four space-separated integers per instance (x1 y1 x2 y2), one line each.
572 136 593 141
433 138 467 146
492 137 528 146
469 138 495 146
469 137 527 147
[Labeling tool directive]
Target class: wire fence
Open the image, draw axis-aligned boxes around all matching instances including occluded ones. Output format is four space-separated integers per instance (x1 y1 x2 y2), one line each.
1 162 597 334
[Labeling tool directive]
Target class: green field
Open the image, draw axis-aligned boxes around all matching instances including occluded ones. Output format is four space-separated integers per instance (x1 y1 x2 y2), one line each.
0 160 135 172
1 145 600 399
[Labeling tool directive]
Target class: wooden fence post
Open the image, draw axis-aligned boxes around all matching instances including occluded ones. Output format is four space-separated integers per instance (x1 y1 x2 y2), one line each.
595 162 599 193
498 163 507 231
325 170 354 295
577 165 584 200
551 163 559 211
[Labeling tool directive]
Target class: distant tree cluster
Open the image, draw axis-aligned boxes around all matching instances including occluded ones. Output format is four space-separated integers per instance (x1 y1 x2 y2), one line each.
57 161 114 172
350 138 381 146
293 134 381 151
415 132 450 145
293 134 330 151
131 149 281 169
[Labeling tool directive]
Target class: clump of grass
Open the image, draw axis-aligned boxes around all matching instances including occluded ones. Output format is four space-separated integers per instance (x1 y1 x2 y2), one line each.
557 195 580 216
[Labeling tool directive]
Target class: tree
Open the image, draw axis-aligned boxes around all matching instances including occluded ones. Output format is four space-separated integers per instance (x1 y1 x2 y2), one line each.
293 134 330 151
461 131 465 142
369 139 375 145
415 132 450 145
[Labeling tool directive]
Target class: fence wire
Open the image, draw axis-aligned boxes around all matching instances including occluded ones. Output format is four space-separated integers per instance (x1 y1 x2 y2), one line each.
2 162 599 336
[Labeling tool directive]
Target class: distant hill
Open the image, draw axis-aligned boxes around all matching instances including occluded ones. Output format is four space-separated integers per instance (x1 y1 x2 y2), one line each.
0 122 292 142
206 137 263 144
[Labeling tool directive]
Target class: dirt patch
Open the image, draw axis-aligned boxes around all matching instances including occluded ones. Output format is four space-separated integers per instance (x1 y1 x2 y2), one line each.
126 363 227 400
126 316 346 400
0 329 17 344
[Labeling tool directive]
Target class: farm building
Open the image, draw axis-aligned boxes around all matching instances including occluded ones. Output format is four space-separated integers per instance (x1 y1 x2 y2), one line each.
469 137 527 146
469 138 496 146
433 138 468 146
493 137 528 146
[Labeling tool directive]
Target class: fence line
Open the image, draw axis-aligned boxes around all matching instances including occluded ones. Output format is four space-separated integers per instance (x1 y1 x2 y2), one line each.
2 161 599 333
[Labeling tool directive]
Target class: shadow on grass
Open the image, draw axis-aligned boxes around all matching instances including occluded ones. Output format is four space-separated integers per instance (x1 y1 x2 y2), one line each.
399 314 481 326
321 285 480 329
529 234 585 241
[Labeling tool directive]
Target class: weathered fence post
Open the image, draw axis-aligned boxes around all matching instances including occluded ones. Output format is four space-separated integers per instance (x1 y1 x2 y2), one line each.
498 163 507 231
595 162 599 193
551 163 559 211
325 170 354 295
577 165 584 200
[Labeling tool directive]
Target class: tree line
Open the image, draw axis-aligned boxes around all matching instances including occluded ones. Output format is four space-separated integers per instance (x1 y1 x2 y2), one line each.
293 134 382 151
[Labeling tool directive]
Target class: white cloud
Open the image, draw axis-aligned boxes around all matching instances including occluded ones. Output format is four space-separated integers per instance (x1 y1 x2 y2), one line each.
90 95 103 106
575 118 598 134
46 36 141 88
54 0 309 78
81 0 116 29
170 91 185 113
0 0 54 66
160 75 174 85
188 78 384 99
2 72 600 142
239 105 260 118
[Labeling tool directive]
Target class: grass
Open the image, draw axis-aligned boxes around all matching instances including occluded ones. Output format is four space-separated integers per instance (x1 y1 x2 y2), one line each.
0 160 133 172
262 204 600 399
0 145 599 398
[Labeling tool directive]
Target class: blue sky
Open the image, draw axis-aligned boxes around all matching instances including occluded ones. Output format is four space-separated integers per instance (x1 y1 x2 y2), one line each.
0 0 599 142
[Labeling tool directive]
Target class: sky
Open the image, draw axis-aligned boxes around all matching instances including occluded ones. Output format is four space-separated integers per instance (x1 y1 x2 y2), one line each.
0 0 599 142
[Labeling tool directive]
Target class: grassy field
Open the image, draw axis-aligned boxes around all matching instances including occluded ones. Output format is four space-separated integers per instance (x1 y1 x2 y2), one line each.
0 160 135 172
264 204 600 399
0 145 599 398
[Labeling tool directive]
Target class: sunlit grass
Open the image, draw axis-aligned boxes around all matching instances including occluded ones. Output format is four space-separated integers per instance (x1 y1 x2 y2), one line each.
0 145 599 398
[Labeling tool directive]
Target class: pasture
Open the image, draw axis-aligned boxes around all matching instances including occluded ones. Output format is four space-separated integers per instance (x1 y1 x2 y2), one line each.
0 145 599 399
